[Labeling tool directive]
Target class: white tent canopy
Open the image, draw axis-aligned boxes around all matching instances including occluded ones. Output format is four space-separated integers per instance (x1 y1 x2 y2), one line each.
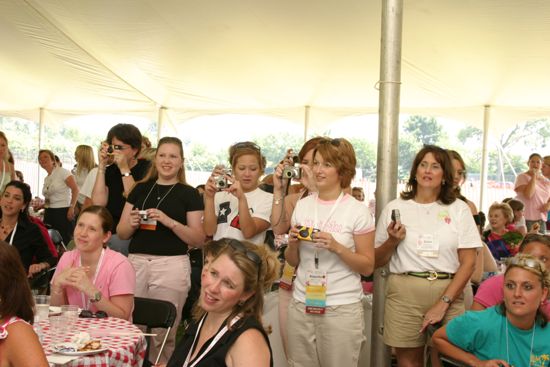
1 0 550 133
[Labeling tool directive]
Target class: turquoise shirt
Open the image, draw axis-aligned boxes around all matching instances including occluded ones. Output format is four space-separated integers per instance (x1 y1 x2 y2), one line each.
446 307 550 366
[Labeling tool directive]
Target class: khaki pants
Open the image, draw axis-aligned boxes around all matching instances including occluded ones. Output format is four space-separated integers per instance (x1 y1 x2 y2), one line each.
287 299 365 367
129 254 191 364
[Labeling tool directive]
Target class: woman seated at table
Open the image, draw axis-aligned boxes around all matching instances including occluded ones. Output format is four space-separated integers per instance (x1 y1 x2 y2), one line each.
51 205 135 320
472 233 550 317
433 253 550 366
0 241 49 366
0 180 57 277
164 238 280 367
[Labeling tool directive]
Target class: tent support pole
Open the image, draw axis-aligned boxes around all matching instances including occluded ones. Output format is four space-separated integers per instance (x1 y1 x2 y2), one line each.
37 107 45 195
157 106 165 141
303 105 310 142
372 1 403 366
479 105 491 211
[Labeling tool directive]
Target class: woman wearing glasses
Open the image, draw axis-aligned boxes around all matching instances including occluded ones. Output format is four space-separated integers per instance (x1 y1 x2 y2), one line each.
375 145 481 367
50 205 135 321
164 238 280 367
285 138 375 367
117 137 205 363
433 254 550 366
472 234 550 317
203 141 272 245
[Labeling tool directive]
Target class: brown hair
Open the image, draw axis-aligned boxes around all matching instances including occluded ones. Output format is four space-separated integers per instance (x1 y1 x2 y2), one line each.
298 136 329 162
194 238 280 331
313 138 357 188
0 241 35 323
401 145 456 204
38 149 55 162
488 202 514 225
0 132 8 163
228 141 265 174
519 234 550 253
505 198 524 212
78 205 114 233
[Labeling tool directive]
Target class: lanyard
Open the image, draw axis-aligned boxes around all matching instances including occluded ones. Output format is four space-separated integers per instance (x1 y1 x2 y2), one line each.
183 314 241 367
79 248 105 309
7 222 17 245
312 191 344 269
142 182 177 210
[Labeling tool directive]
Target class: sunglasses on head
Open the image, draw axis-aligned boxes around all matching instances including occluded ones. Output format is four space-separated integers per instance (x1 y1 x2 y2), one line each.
79 310 108 319
226 239 261 280
232 142 261 153
507 257 544 273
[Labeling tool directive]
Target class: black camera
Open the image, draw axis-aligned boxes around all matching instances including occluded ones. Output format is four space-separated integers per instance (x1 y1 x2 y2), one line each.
296 226 320 242
391 209 401 223
107 145 123 154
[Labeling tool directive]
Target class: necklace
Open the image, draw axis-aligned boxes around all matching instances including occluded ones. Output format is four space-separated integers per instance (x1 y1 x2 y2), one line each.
0 219 15 236
142 181 177 210
506 317 535 367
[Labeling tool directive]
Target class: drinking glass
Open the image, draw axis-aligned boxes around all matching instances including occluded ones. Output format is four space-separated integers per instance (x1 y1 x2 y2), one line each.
61 305 79 329
49 315 68 344
33 295 50 322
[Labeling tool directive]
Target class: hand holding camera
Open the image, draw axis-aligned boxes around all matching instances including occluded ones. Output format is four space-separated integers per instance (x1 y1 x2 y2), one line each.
387 208 406 243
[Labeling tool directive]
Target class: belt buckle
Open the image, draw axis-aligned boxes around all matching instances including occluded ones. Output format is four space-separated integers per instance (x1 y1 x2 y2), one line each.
427 271 438 281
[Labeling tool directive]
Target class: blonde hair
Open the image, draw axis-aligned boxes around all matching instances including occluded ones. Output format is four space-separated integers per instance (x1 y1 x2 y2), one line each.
489 202 514 225
193 238 280 332
0 132 8 162
74 145 97 176
140 137 186 184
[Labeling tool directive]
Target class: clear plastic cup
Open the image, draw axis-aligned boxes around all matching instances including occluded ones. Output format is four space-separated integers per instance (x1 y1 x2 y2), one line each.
33 295 50 321
61 305 79 329
49 315 68 344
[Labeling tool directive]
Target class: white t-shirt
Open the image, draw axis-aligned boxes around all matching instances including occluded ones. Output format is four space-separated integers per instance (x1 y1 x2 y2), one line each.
291 193 375 306
42 167 73 208
213 188 273 245
375 198 482 274
79 167 98 201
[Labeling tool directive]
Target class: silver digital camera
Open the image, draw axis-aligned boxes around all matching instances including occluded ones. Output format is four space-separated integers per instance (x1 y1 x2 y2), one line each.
214 168 232 190
138 210 149 221
282 164 301 179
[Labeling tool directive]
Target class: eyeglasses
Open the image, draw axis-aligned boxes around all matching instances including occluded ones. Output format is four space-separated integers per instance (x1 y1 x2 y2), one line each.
232 142 261 153
79 310 108 319
507 257 544 273
226 239 261 280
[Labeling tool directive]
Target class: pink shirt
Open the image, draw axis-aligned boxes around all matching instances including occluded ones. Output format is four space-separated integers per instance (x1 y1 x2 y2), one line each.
474 274 550 318
514 173 550 221
52 248 136 312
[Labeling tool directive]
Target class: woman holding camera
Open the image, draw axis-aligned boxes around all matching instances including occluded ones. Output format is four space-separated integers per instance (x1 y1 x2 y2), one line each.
285 138 374 367
117 136 205 363
92 123 150 255
374 145 481 367
203 141 272 245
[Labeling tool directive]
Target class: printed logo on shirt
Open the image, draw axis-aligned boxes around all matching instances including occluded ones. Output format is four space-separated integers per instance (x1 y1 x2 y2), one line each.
438 210 451 224
217 202 231 224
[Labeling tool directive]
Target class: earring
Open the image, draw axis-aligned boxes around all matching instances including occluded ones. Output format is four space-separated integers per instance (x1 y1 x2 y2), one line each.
442 179 446 185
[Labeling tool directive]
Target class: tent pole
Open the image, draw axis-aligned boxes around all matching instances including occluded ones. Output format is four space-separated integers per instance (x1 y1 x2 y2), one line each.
303 105 310 142
479 105 490 212
372 1 403 366
157 106 165 141
37 107 45 195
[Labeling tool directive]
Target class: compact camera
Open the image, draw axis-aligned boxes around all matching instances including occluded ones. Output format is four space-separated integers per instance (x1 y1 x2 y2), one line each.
296 225 320 242
214 168 232 190
391 209 401 223
282 164 301 179
106 145 123 154
138 210 149 221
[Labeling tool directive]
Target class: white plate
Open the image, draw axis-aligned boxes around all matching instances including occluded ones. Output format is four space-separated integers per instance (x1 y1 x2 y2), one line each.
53 343 108 356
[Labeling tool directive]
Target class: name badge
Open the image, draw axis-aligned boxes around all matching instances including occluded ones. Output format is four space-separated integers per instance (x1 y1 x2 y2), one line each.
305 270 327 314
417 234 439 258
140 218 157 231
279 262 296 291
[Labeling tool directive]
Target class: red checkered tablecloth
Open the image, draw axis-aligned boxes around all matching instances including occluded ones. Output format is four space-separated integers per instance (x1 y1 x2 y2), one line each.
38 317 146 367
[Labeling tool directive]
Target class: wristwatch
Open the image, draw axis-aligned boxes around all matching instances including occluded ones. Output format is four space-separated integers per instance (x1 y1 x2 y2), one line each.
90 291 102 303
121 172 132 177
441 295 452 304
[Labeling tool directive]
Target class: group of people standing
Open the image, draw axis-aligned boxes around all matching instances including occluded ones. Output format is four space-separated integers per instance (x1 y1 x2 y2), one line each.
0 123 549 367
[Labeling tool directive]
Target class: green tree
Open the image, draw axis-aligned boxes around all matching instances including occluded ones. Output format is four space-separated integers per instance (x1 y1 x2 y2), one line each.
403 115 447 146
348 138 377 179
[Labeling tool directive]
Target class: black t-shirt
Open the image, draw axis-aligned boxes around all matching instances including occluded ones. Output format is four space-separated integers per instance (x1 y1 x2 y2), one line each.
167 315 273 367
104 159 150 230
127 180 204 256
